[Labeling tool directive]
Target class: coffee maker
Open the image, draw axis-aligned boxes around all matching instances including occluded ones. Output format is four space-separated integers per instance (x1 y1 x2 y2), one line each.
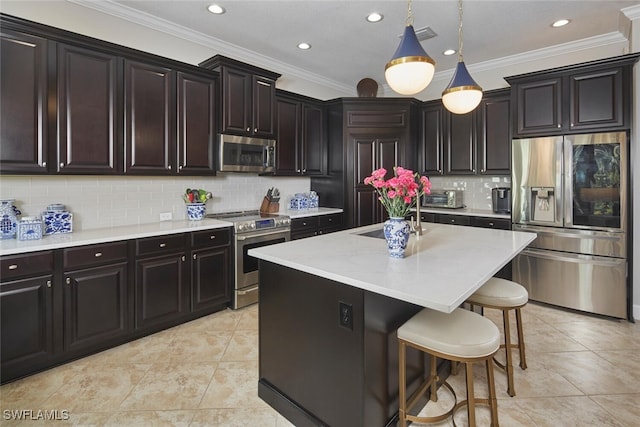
492 187 511 214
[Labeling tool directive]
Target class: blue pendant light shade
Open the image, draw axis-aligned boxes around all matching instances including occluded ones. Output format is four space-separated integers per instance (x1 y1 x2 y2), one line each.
385 22 436 95
442 0 482 114
442 60 482 114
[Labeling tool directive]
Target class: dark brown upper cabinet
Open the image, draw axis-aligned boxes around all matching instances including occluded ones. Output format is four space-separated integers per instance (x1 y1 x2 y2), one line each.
0 29 49 174
506 53 639 137
199 55 280 139
275 90 326 175
57 43 122 174
176 72 217 175
419 89 510 177
124 59 174 174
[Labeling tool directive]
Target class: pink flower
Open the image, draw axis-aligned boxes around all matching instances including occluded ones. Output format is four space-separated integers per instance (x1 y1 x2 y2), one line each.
364 166 431 218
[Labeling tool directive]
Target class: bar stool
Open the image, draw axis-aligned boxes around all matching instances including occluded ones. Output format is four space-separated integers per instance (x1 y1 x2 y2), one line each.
466 277 528 397
397 307 501 427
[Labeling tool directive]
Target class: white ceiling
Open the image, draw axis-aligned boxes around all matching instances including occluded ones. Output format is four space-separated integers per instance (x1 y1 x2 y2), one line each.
68 1 638 94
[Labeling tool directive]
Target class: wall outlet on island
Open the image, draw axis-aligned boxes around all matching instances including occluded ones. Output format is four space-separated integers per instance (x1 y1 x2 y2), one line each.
159 212 173 221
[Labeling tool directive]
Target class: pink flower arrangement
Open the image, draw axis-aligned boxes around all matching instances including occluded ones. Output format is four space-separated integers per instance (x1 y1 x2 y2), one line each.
364 167 431 218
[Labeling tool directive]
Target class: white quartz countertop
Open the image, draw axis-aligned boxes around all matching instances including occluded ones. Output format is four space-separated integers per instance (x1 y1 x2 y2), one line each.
0 219 232 256
249 222 536 313
279 207 343 219
417 207 510 219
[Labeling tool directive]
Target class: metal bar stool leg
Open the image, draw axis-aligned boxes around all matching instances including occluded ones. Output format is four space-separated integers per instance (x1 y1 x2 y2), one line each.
502 309 515 397
465 361 476 427
486 356 500 427
399 340 407 427
516 307 527 370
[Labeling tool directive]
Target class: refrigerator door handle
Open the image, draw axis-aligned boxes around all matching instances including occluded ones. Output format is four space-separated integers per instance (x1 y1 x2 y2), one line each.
521 248 625 268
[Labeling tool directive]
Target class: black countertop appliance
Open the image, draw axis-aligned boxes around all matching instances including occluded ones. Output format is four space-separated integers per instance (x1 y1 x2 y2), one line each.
492 187 511 214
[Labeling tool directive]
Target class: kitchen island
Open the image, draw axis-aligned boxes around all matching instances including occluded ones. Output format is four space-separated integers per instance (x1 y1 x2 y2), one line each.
249 222 536 427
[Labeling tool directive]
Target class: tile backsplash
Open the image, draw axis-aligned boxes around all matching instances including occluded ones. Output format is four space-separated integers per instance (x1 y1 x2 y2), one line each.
0 175 310 231
428 175 511 210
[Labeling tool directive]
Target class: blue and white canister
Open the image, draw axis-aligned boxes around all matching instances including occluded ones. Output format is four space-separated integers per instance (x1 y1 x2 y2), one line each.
383 217 411 258
17 217 43 241
0 199 20 239
186 202 206 220
43 204 73 234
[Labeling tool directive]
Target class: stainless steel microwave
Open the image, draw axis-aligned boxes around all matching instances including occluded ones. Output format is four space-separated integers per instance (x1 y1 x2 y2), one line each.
422 189 464 209
217 134 276 173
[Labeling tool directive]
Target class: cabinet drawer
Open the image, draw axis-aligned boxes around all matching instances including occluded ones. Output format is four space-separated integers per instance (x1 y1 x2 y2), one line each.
318 213 342 231
471 217 511 230
63 241 128 269
191 228 231 249
1 251 54 280
437 214 471 226
291 216 319 232
136 234 185 257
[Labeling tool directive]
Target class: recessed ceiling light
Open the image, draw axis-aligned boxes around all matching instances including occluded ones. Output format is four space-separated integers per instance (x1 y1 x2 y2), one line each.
443 49 456 56
552 19 570 28
366 12 384 23
297 42 311 50
207 4 225 15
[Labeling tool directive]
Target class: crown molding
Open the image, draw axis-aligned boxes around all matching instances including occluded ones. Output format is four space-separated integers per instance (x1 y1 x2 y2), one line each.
70 0 629 98
67 0 353 94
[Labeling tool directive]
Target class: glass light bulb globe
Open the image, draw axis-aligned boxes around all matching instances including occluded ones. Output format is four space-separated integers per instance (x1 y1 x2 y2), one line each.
385 61 435 96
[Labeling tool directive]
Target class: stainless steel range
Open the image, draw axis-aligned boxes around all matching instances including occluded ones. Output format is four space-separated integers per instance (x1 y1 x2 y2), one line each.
206 210 291 309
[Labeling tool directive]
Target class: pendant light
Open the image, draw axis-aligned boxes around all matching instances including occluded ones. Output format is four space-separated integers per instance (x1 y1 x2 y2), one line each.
442 0 482 114
385 0 436 96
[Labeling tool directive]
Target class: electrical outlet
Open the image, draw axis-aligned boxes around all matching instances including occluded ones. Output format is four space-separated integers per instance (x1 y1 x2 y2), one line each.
159 212 173 221
339 301 353 331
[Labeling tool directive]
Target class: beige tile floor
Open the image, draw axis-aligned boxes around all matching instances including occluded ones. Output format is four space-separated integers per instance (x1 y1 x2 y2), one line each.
1 302 639 426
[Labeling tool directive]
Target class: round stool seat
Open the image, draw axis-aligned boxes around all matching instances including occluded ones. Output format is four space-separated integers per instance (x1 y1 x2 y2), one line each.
398 308 500 359
467 277 528 308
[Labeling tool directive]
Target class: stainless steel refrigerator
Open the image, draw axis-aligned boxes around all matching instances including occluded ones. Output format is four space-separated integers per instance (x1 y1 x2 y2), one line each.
511 132 629 319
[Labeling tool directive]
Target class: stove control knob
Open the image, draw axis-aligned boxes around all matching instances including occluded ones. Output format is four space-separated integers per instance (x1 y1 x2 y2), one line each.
238 224 245 231
250 223 256 229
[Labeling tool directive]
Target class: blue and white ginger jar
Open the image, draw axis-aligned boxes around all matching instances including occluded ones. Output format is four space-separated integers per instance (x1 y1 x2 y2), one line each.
383 217 410 258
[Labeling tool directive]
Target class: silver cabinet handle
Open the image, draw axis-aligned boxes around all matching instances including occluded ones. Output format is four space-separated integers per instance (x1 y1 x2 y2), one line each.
488 222 494 227
210 235 216 239
237 286 259 295
557 124 561 128
193 254 197 260
246 127 251 132
42 161 47 167
179 165 183 170
8 264 18 270
59 162 64 168
181 256 186 262
168 165 172 170
46 280 52 288
254 128 258 133
94 252 103 257
159 243 166 248
66 277 71 285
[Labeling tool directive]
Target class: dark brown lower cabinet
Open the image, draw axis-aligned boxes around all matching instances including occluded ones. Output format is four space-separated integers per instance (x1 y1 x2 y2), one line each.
0 228 232 384
63 262 128 353
291 213 344 240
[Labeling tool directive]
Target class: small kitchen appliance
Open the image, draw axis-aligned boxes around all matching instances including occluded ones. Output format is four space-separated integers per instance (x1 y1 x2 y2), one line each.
206 210 290 309
422 190 464 209
491 187 511 214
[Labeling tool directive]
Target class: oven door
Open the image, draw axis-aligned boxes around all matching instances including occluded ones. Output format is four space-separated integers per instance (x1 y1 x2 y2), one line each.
235 229 290 307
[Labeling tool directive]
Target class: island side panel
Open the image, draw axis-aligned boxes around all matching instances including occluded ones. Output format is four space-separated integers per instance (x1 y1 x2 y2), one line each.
259 260 364 427
258 260 429 427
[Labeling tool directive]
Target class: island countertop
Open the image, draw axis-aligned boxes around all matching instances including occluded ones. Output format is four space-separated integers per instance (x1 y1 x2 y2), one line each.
249 222 536 313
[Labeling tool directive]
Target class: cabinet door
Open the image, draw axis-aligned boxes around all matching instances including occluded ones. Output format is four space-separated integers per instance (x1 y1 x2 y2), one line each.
514 78 563 136
135 253 187 329
275 97 300 174
57 44 121 174
478 93 511 175
569 68 624 131
176 71 216 175
354 187 384 227
0 30 49 174
1 275 54 382
63 263 128 352
302 103 325 175
221 68 251 135
253 75 276 138
191 247 230 312
420 103 444 176
125 60 174 174
445 112 476 175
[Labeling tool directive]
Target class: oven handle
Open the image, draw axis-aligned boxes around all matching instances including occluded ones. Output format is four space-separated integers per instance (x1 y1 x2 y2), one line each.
237 230 290 240
237 286 259 295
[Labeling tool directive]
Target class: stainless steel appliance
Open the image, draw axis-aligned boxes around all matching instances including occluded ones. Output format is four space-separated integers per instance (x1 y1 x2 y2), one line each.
207 210 290 308
217 134 276 173
422 189 464 209
492 187 511 214
511 132 629 319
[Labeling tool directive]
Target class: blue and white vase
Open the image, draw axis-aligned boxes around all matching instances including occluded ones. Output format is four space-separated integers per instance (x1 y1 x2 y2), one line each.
186 202 206 220
383 217 410 258
0 199 20 239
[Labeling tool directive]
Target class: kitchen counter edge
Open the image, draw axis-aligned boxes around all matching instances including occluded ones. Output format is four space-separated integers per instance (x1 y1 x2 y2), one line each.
0 219 233 256
417 207 510 219
280 207 343 219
